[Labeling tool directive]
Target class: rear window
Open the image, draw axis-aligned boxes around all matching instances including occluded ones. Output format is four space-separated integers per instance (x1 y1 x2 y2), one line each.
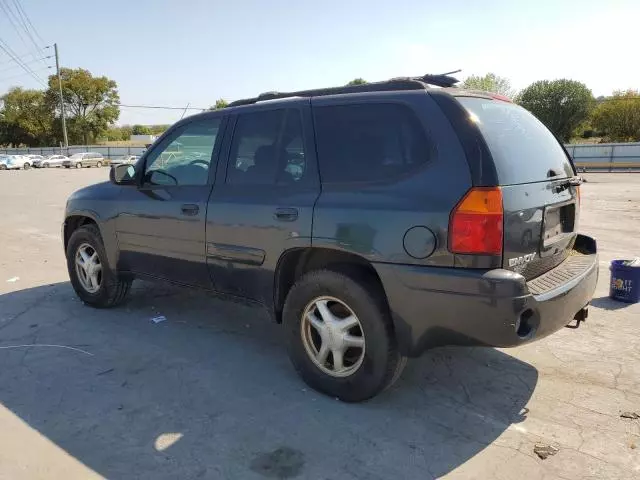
456 97 574 184
314 103 430 184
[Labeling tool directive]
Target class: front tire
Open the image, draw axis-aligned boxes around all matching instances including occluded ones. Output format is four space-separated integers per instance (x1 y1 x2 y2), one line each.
96 161 102 168
283 269 405 402
66 224 131 308
43 162 50 168
23 162 31 170
75 162 82 169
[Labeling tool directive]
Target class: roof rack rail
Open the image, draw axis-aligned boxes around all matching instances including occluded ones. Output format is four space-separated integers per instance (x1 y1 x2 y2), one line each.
228 71 460 107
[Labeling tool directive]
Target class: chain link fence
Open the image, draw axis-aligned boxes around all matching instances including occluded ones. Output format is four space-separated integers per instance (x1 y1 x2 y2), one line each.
3 143 640 171
566 143 640 171
0 145 146 160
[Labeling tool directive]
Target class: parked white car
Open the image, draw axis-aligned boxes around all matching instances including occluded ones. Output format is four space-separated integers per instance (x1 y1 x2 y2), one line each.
34 154 69 168
0 155 32 170
25 154 45 166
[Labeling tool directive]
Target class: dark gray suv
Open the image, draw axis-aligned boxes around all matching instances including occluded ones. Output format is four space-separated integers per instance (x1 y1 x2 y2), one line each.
63 74 598 401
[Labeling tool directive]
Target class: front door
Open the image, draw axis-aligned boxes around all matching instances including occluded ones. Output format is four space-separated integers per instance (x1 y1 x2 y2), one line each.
115 116 224 287
206 103 320 304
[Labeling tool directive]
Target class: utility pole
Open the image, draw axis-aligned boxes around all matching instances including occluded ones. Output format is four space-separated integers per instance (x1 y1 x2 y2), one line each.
54 43 68 148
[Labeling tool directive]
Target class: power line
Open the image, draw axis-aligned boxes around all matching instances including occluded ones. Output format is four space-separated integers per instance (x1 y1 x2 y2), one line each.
0 0 48 71
9 0 48 70
0 49 47 67
0 0 29 51
11 0 45 45
117 103 209 111
0 36 46 86
0 55 52 74
0 65 52 83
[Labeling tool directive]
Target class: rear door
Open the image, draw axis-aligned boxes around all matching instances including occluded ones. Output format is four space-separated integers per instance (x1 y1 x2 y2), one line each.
457 97 579 280
206 101 320 303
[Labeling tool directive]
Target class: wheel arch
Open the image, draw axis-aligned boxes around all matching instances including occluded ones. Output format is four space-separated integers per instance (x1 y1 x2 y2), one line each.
63 212 101 252
273 247 389 323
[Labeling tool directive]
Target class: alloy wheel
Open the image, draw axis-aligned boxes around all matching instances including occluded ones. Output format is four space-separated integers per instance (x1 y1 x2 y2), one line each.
301 296 366 378
75 243 102 293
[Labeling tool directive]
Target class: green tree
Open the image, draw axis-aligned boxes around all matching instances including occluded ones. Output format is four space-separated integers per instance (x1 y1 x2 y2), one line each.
120 125 133 140
103 127 125 141
149 124 169 135
517 80 594 142
347 78 367 86
0 87 54 146
591 90 640 142
209 98 228 110
46 68 120 145
462 73 514 98
132 124 152 135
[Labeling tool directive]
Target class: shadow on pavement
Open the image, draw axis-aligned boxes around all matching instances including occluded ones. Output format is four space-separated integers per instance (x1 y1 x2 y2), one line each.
0 281 538 479
590 295 634 310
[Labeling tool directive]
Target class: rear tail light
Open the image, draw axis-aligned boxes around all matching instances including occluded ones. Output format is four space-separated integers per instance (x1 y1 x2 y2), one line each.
449 187 503 255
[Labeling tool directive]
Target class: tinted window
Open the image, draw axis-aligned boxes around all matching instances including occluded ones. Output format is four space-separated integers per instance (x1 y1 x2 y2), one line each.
314 103 429 183
227 109 306 185
456 97 574 184
144 118 220 186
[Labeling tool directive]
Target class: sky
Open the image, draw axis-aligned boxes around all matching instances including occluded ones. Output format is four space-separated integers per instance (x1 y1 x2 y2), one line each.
1 0 638 125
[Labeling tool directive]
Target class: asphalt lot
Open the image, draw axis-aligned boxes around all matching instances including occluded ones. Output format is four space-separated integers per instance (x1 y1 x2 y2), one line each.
0 168 639 479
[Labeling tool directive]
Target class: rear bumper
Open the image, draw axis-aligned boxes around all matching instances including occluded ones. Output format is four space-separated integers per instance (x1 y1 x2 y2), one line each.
374 234 599 357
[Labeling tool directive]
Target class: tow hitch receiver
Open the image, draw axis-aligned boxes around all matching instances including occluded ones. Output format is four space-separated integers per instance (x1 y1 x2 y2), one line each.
566 306 589 329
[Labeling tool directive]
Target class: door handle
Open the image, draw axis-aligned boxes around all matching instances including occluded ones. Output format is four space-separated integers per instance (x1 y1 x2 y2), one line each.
181 204 199 216
274 207 298 221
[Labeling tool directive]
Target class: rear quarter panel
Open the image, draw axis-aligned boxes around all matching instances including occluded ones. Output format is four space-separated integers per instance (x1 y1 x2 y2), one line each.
311 92 472 267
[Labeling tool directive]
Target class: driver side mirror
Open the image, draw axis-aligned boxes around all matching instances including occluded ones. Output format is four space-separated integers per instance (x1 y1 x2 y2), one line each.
110 164 137 185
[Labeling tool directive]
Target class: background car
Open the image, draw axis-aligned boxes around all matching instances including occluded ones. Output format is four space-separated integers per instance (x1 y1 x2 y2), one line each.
0 154 32 170
25 154 45 167
62 152 105 168
0 155 10 170
110 155 139 166
33 154 69 168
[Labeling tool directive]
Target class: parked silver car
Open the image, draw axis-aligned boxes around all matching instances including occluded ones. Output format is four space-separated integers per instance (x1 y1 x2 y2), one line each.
62 152 105 168
34 154 69 168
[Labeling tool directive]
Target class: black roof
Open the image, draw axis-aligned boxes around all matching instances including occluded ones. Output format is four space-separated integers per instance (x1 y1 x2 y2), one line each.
228 72 460 107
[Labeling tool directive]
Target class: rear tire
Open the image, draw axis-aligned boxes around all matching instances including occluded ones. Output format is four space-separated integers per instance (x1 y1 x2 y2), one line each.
0 164 6 170
66 224 132 308
283 268 405 402
96 161 102 168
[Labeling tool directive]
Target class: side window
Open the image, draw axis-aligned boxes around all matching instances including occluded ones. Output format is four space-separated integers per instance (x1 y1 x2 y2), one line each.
314 103 430 183
227 109 306 185
143 118 221 186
